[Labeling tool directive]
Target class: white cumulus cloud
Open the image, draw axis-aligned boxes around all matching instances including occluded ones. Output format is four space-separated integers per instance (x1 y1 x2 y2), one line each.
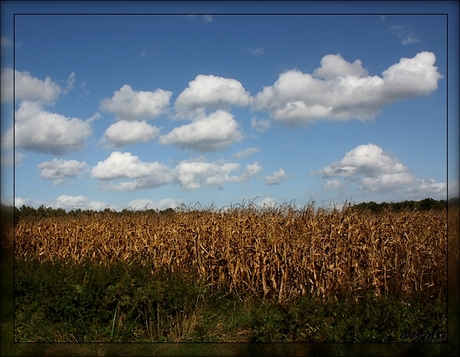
1 68 62 103
37 158 88 186
15 197 43 208
174 74 251 117
312 143 447 198
90 152 262 192
160 110 243 152
359 172 416 193
51 195 89 210
4 101 92 155
90 151 173 182
100 84 172 121
405 179 448 198
252 52 443 125
313 144 408 179
380 52 441 101
102 120 160 147
265 168 288 185
174 159 241 189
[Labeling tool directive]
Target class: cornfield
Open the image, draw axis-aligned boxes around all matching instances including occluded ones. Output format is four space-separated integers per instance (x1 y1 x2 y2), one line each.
14 203 449 303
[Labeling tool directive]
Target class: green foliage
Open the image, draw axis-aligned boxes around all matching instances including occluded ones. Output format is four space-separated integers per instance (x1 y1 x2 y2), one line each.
15 258 204 342
8 203 176 222
13 256 449 343
352 197 449 213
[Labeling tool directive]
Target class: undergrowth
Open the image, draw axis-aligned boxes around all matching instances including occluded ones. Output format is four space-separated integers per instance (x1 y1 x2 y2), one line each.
14 257 447 344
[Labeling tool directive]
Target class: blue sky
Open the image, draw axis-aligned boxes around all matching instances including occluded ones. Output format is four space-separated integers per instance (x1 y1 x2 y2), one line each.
1 2 458 211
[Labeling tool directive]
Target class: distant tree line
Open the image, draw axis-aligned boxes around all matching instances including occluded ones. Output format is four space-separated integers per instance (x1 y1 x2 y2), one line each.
352 197 458 213
1 197 458 222
0 204 176 222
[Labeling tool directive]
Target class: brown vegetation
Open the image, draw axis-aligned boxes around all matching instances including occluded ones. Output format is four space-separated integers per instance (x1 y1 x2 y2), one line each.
14 204 448 303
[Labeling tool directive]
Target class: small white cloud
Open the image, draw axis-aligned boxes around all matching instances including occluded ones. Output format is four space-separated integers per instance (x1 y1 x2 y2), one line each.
359 172 415 193
174 74 251 118
62 71 76 94
158 198 183 209
37 158 88 186
323 179 343 191
174 159 241 189
186 15 213 25
126 199 154 210
88 201 110 211
312 144 409 179
160 110 243 152
136 49 157 58
238 162 263 182
102 120 160 147
1 69 61 103
312 143 447 198
15 195 91 211
80 81 90 95
401 35 419 45
389 25 403 31
381 52 442 100
51 195 88 210
405 178 448 199
389 24 419 45
15 197 42 208
100 84 172 121
246 46 265 55
258 196 276 208
126 198 183 210
90 151 173 182
5 101 92 155
265 168 288 185
233 147 261 159
250 116 271 132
